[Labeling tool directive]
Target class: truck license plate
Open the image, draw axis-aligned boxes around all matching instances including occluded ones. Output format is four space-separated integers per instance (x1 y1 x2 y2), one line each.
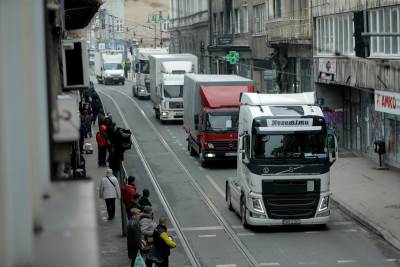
225 152 237 156
282 219 300 225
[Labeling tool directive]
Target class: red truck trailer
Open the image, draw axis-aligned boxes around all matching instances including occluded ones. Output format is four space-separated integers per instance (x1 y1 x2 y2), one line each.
183 74 254 167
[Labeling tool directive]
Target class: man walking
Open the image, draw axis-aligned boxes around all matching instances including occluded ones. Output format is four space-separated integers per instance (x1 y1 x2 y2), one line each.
99 168 121 220
152 217 176 267
127 208 143 267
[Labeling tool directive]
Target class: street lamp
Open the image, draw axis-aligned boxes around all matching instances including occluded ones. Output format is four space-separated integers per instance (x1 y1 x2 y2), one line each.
147 11 169 48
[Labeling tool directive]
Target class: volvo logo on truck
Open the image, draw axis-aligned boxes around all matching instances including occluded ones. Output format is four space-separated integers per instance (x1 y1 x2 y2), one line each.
267 119 313 127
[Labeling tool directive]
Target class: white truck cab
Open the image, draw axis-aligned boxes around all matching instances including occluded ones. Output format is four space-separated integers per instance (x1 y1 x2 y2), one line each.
226 92 338 228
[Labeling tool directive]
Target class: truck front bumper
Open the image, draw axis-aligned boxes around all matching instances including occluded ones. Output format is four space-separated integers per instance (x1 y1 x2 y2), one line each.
245 192 331 226
104 77 125 84
202 150 237 160
160 110 184 121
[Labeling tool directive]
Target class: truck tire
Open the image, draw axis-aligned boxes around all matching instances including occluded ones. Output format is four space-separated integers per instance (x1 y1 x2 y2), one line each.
226 184 234 211
240 196 250 229
155 109 160 120
132 86 137 97
121 81 125 85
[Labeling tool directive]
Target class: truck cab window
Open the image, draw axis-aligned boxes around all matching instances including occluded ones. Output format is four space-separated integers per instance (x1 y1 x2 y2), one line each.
140 60 150 74
104 63 123 70
163 85 183 98
205 111 239 132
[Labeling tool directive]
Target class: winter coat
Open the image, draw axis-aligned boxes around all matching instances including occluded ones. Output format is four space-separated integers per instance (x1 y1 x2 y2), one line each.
96 132 108 147
139 196 152 211
121 184 137 209
127 219 142 259
153 224 176 257
99 175 121 199
139 215 157 238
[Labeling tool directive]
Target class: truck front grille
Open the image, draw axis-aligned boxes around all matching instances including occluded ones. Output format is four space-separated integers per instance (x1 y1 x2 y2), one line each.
169 102 183 109
263 194 320 219
262 179 321 219
211 141 237 149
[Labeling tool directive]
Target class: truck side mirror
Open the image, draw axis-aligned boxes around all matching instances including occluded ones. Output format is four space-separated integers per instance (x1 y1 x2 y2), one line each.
194 115 199 130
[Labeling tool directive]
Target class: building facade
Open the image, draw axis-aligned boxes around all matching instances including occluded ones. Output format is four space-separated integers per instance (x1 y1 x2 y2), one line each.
313 0 400 167
265 0 313 94
169 0 210 73
208 0 274 92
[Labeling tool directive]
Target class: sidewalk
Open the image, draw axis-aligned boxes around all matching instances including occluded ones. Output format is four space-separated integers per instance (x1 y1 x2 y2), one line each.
84 134 131 267
331 154 400 250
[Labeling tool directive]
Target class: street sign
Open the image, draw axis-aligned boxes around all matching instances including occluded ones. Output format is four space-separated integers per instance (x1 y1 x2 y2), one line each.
226 51 240 65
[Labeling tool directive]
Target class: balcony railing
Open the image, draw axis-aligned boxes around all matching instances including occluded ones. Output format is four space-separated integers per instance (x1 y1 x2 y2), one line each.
212 32 234 46
266 17 311 44
170 10 208 29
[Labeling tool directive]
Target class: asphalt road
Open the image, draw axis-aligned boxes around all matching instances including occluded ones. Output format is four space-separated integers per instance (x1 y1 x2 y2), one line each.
96 80 400 267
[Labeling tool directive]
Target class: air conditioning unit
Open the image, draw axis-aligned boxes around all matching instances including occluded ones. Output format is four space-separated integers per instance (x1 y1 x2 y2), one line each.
61 39 89 89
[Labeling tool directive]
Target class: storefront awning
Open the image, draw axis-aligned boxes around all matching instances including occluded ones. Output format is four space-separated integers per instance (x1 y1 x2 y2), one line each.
64 0 102 30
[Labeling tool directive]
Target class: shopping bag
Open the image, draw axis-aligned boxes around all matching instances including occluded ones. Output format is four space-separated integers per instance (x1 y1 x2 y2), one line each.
134 251 145 267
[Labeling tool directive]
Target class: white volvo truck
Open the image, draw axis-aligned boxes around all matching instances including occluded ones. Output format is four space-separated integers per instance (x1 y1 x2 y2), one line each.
149 54 197 121
226 92 338 228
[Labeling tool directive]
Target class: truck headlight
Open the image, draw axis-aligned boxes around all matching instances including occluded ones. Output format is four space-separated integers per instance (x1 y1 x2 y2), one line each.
161 111 168 117
145 78 150 83
207 143 214 149
105 73 111 77
252 198 264 213
318 196 330 212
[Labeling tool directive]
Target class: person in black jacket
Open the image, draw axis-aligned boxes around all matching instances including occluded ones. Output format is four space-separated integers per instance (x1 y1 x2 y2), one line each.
138 189 152 211
127 208 143 266
152 217 176 267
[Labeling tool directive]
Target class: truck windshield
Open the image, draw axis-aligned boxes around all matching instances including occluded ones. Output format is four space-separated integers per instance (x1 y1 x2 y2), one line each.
252 132 328 162
140 60 149 74
164 85 183 98
104 63 123 70
205 111 239 132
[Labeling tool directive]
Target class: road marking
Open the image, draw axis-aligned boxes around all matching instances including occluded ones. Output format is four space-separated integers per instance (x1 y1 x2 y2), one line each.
299 262 319 265
331 221 353 226
259 263 280 266
343 229 358 232
206 175 225 198
182 226 224 231
237 233 255 237
385 259 397 262
232 225 244 229
198 234 216 238
337 260 356 264
216 265 237 267
304 231 319 234
171 135 177 139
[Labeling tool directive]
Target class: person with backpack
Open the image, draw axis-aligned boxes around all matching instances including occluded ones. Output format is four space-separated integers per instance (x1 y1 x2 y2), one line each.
96 125 108 167
121 176 137 216
99 168 121 220
151 217 176 267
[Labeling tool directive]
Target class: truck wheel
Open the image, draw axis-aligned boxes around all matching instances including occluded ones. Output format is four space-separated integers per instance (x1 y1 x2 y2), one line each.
155 109 160 120
240 197 250 229
226 185 234 211
121 81 125 85
132 87 137 97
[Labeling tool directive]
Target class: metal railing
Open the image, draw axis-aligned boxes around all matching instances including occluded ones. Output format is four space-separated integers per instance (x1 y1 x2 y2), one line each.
212 32 234 46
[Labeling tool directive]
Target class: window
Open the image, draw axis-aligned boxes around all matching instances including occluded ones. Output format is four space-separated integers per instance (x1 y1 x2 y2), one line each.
220 12 224 33
234 8 240 33
273 0 282 18
316 13 354 56
254 4 266 34
241 6 249 33
370 6 400 57
213 13 218 34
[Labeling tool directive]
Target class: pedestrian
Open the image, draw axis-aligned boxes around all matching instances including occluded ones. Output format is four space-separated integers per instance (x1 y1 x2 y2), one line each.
139 188 152 211
108 146 124 176
98 109 106 129
139 206 157 267
131 192 142 211
127 208 144 267
84 111 93 138
91 96 102 125
99 168 121 220
152 217 176 267
122 176 137 216
96 125 108 167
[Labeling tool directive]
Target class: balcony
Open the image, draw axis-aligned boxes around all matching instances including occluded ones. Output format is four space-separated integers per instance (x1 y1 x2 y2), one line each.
266 17 311 45
170 10 208 29
212 32 234 46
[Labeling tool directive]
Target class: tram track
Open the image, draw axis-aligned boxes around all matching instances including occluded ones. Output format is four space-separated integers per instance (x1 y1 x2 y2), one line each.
99 88 259 267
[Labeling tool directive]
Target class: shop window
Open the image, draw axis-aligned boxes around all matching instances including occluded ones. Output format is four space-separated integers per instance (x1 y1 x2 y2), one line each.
385 116 397 162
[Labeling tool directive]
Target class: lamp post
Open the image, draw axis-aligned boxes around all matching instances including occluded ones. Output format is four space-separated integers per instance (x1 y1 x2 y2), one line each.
147 11 169 48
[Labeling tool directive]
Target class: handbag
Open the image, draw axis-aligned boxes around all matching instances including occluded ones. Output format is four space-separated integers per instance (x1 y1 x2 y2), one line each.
134 251 146 267
147 244 164 264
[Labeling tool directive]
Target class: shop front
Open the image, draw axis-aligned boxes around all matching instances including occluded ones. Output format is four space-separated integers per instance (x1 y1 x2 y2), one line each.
375 90 400 167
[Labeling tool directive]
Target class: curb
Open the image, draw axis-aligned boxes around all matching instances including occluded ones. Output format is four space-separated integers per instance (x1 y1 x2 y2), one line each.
331 196 400 251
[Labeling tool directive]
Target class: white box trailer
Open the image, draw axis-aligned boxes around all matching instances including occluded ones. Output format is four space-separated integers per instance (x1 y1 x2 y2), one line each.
149 54 198 121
